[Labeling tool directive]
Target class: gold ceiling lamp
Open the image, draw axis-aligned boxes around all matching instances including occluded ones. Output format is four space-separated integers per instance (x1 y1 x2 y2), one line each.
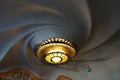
36 38 76 64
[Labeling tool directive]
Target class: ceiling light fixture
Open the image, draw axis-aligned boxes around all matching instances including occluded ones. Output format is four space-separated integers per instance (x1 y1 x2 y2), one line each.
36 38 76 64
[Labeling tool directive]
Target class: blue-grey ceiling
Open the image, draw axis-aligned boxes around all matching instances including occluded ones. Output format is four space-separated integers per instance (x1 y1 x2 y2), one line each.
0 0 120 80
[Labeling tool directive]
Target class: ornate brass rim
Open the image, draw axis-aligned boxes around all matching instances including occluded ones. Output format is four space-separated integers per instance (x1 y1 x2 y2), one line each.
36 38 76 64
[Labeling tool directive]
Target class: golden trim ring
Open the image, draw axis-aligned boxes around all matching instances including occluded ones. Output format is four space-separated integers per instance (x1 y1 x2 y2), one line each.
36 38 76 64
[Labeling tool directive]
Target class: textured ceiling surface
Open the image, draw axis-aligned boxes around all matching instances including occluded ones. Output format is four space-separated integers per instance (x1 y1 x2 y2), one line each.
0 0 120 80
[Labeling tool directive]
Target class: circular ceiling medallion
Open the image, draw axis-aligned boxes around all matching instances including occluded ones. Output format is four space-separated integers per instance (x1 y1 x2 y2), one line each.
36 38 76 64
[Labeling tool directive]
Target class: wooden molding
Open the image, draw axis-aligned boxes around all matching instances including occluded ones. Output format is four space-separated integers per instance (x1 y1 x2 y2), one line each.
0 68 72 80
0 68 42 80
57 75 72 80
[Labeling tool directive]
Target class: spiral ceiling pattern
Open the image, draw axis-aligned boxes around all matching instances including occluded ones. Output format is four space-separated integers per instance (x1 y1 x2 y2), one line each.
0 0 120 80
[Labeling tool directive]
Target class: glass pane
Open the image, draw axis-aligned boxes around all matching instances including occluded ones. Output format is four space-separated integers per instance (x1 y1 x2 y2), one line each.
24 74 29 80
12 72 18 79
4 76 10 80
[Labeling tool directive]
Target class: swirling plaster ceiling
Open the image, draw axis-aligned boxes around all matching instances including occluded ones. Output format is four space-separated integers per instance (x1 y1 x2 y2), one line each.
0 0 120 80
